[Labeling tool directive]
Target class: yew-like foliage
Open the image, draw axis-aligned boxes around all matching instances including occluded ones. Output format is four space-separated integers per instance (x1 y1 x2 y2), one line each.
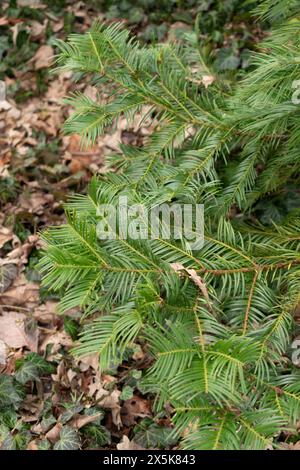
40 1 300 449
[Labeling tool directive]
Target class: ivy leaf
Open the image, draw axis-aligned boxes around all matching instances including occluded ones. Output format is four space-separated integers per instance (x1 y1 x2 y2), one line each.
16 352 55 375
0 375 24 408
0 433 16 450
15 353 55 384
120 385 134 401
53 426 81 450
215 48 240 71
134 418 177 449
60 404 84 425
15 362 39 385
37 439 51 450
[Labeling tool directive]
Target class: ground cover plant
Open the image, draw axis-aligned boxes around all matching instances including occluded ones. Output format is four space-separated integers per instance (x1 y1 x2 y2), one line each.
39 0 300 450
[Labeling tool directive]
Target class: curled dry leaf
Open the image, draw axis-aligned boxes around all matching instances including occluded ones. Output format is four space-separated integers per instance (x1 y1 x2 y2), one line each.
33 301 58 324
201 75 215 88
76 353 99 372
121 395 152 427
45 422 63 444
170 263 210 304
40 330 73 356
117 435 145 451
69 412 102 430
0 339 8 365
0 274 40 307
99 389 122 429
0 263 18 293
0 311 38 350
33 45 54 70
0 226 13 248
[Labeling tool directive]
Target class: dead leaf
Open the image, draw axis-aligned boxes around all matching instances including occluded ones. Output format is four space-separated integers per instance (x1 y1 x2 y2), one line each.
18 0 44 8
69 412 102 430
0 311 38 350
40 330 73 355
28 19 48 38
33 45 54 70
100 389 122 428
0 263 18 293
186 268 210 304
0 274 40 307
27 440 39 450
121 395 152 427
76 353 99 372
0 339 8 365
117 435 145 450
18 191 54 215
201 75 215 88
170 263 210 305
45 422 62 444
289 441 300 450
33 301 58 324
0 17 9 26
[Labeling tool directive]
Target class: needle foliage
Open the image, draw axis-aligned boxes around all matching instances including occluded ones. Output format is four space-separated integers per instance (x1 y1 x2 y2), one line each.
40 0 300 449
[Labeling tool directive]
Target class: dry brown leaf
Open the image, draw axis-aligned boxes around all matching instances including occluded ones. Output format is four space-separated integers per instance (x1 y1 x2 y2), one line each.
21 395 44 423
76 353 99 372
29 19 48 38
186 268 210 304
0 263 18 293
27 440 39 450
33 301 58 324
0 311 38 350
99 389 122 428
0 275 40 307
33 45 54 70
18 0 43 6
289 441 300 450
117 435 145 450
170 263 210 304
0 17 9 26
201 75 215 88
69 412 102 430
40 330 73 355
45 422 62 444
18 191 54 215
0 226 13 248
121 395 152 427
0 339 8 365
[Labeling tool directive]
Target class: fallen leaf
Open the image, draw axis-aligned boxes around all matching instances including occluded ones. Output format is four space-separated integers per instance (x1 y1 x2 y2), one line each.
45 422 63 444
98 388 122 429
33 45 54 70
69 412 102 430
121 395 152 427
18 0 44 8
0 17 9 26
40 330 73 355
117 435 145 450
0 311 38 350
0 275 40 307
201 75 215 88
0 339 8 365
0 263 18 293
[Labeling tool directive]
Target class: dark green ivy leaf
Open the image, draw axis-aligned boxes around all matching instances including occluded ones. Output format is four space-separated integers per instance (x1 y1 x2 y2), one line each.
134 418 177 449
53 426 81 450
0 375 24 408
